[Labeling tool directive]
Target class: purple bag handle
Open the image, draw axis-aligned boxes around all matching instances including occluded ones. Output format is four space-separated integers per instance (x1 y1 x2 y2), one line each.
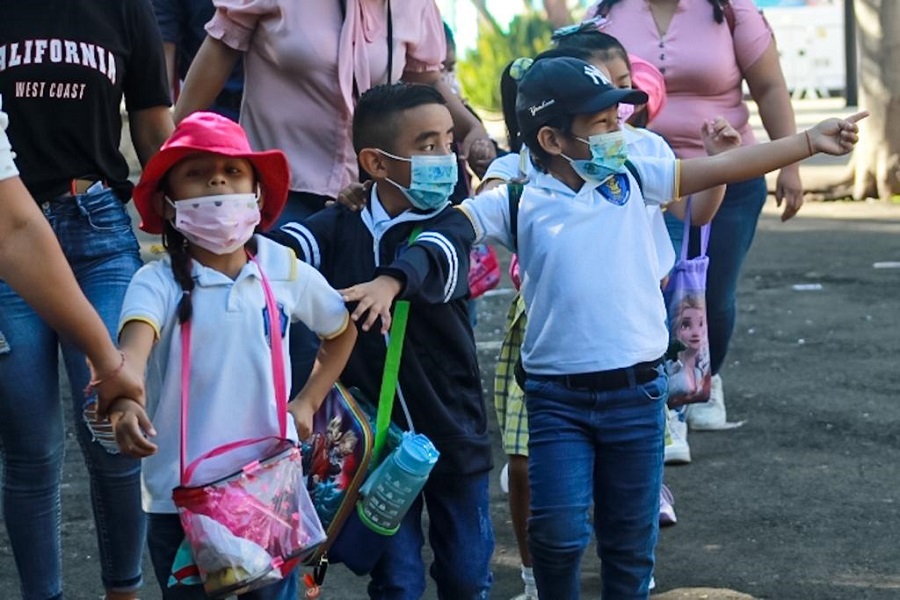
681 196 710 260
179 255 288 486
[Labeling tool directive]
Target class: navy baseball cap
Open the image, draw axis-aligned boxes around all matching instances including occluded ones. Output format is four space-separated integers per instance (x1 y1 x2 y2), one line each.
516 57 649 136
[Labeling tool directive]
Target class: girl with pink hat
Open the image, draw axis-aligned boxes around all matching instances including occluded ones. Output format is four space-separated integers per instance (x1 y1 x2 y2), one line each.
107 112 358 598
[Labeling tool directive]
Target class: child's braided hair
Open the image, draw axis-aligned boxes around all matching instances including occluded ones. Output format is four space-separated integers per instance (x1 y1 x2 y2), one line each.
592 0 730 25
162 221 195 324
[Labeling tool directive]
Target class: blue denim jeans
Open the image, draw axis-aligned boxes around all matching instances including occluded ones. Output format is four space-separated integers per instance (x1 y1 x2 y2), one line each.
146 513 299 600
524 370 667 599
0 188 145 598
367 471 494 600
665 177 768 375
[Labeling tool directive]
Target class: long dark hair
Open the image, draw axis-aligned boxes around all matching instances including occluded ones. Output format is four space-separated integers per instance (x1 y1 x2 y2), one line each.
592 0 730 24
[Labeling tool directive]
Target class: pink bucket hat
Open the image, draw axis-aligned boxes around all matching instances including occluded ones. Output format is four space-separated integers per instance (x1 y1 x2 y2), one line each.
628 55 668 124
133 111 290 234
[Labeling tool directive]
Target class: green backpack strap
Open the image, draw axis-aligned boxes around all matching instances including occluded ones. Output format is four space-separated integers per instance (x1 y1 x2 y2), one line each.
372 226 421 463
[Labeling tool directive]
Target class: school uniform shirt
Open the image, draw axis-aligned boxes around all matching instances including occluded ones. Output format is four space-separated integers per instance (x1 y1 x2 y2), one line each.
459 158 679 375
268 185 492 477
483 126 677 280
119 235 350 514
0 0 171 202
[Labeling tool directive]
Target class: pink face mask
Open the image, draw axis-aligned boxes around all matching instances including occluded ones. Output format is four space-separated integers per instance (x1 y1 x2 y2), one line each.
168 192 261 255
617 103 636 124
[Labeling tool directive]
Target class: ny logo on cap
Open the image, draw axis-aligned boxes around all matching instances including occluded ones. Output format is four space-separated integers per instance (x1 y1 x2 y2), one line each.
583 64 610 86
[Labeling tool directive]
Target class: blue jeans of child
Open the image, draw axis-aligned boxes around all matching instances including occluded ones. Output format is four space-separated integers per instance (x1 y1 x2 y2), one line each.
0 188 145 598
146 513 299 600
524 370 667 599
367 471 494 600
665 177 768 375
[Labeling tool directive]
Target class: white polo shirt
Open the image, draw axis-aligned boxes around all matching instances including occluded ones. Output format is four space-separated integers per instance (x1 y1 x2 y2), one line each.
460 157 679 374
120 235 349 513
482 125 677 280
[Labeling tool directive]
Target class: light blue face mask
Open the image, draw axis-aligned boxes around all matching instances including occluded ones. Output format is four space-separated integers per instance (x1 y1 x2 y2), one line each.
380 151 458 211
562 130 628 185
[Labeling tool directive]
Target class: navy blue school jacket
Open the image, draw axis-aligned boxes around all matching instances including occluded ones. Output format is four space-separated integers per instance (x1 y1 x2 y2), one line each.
267 201 491 477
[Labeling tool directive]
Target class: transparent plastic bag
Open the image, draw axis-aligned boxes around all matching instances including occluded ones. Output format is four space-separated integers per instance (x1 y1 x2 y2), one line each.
173 438 326 598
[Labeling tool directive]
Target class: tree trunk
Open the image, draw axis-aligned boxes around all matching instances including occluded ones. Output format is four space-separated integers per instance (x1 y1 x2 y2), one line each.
542 0 572 29
849 0 900 200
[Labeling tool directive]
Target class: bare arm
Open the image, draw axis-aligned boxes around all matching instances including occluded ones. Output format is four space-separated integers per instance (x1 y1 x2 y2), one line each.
402 70 496 177
174 36 241 123
288 321 358 439
163 42 178 102
128 105 174 167
108 321 159 456
0 175 145 408
678 113 865 198
744 41 803 221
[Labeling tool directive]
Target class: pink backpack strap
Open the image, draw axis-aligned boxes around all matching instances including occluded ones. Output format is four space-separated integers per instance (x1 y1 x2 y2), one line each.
179 256 289 486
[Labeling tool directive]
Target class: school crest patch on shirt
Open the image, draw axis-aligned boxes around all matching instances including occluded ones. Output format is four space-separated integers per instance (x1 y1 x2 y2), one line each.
596 173 630 206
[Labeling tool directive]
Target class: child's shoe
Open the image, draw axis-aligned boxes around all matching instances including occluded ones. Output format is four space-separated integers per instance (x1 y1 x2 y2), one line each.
687 374 745 430
664 407 691 464
510 565 539 600
659 483 677 527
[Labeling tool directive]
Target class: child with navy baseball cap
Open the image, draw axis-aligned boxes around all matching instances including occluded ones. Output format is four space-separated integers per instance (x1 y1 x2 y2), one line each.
458 56 865 599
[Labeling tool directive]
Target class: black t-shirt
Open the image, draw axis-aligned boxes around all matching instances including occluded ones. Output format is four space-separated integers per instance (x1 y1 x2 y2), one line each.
0 0 171 202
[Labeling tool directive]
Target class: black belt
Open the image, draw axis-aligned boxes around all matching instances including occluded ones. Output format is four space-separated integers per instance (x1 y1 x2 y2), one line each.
528 358 663 392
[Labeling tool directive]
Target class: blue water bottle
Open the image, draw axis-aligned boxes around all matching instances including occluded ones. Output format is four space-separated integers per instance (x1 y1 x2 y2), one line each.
358 432 440 534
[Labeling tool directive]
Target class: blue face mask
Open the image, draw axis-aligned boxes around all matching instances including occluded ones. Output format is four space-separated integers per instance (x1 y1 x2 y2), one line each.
381 151 458 211
562 130 628 185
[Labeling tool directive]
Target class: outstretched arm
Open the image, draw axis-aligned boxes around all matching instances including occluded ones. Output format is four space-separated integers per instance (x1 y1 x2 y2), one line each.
678 113 866 199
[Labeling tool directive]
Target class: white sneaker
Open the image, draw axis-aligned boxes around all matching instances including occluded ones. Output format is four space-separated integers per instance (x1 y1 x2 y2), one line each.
686 374 745 430
664 407 691 464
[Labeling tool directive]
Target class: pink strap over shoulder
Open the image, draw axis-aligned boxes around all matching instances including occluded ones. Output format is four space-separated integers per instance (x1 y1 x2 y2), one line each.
179 256 288 485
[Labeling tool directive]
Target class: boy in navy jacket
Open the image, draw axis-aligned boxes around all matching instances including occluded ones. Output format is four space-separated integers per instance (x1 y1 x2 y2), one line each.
269 83 493 600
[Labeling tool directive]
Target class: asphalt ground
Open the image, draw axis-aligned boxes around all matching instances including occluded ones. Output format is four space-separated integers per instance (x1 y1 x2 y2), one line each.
4 99 900 599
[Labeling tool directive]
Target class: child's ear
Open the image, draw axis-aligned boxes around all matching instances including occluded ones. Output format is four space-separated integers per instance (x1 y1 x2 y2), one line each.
152 190 173 220
537 126 564 157
358 148 388 180
256 183 265 209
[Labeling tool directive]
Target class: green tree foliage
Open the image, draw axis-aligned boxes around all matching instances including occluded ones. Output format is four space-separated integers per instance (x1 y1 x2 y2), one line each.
457 12 554 112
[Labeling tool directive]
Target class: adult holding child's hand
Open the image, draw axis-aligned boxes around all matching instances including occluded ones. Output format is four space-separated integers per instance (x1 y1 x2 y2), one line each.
596 0 806 430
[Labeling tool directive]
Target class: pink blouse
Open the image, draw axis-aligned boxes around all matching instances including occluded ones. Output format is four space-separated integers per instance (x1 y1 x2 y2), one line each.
207 0 445 197
599 0 773 158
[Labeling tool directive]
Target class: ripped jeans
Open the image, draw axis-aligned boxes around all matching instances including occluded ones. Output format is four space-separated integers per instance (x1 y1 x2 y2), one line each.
0 188 144 599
